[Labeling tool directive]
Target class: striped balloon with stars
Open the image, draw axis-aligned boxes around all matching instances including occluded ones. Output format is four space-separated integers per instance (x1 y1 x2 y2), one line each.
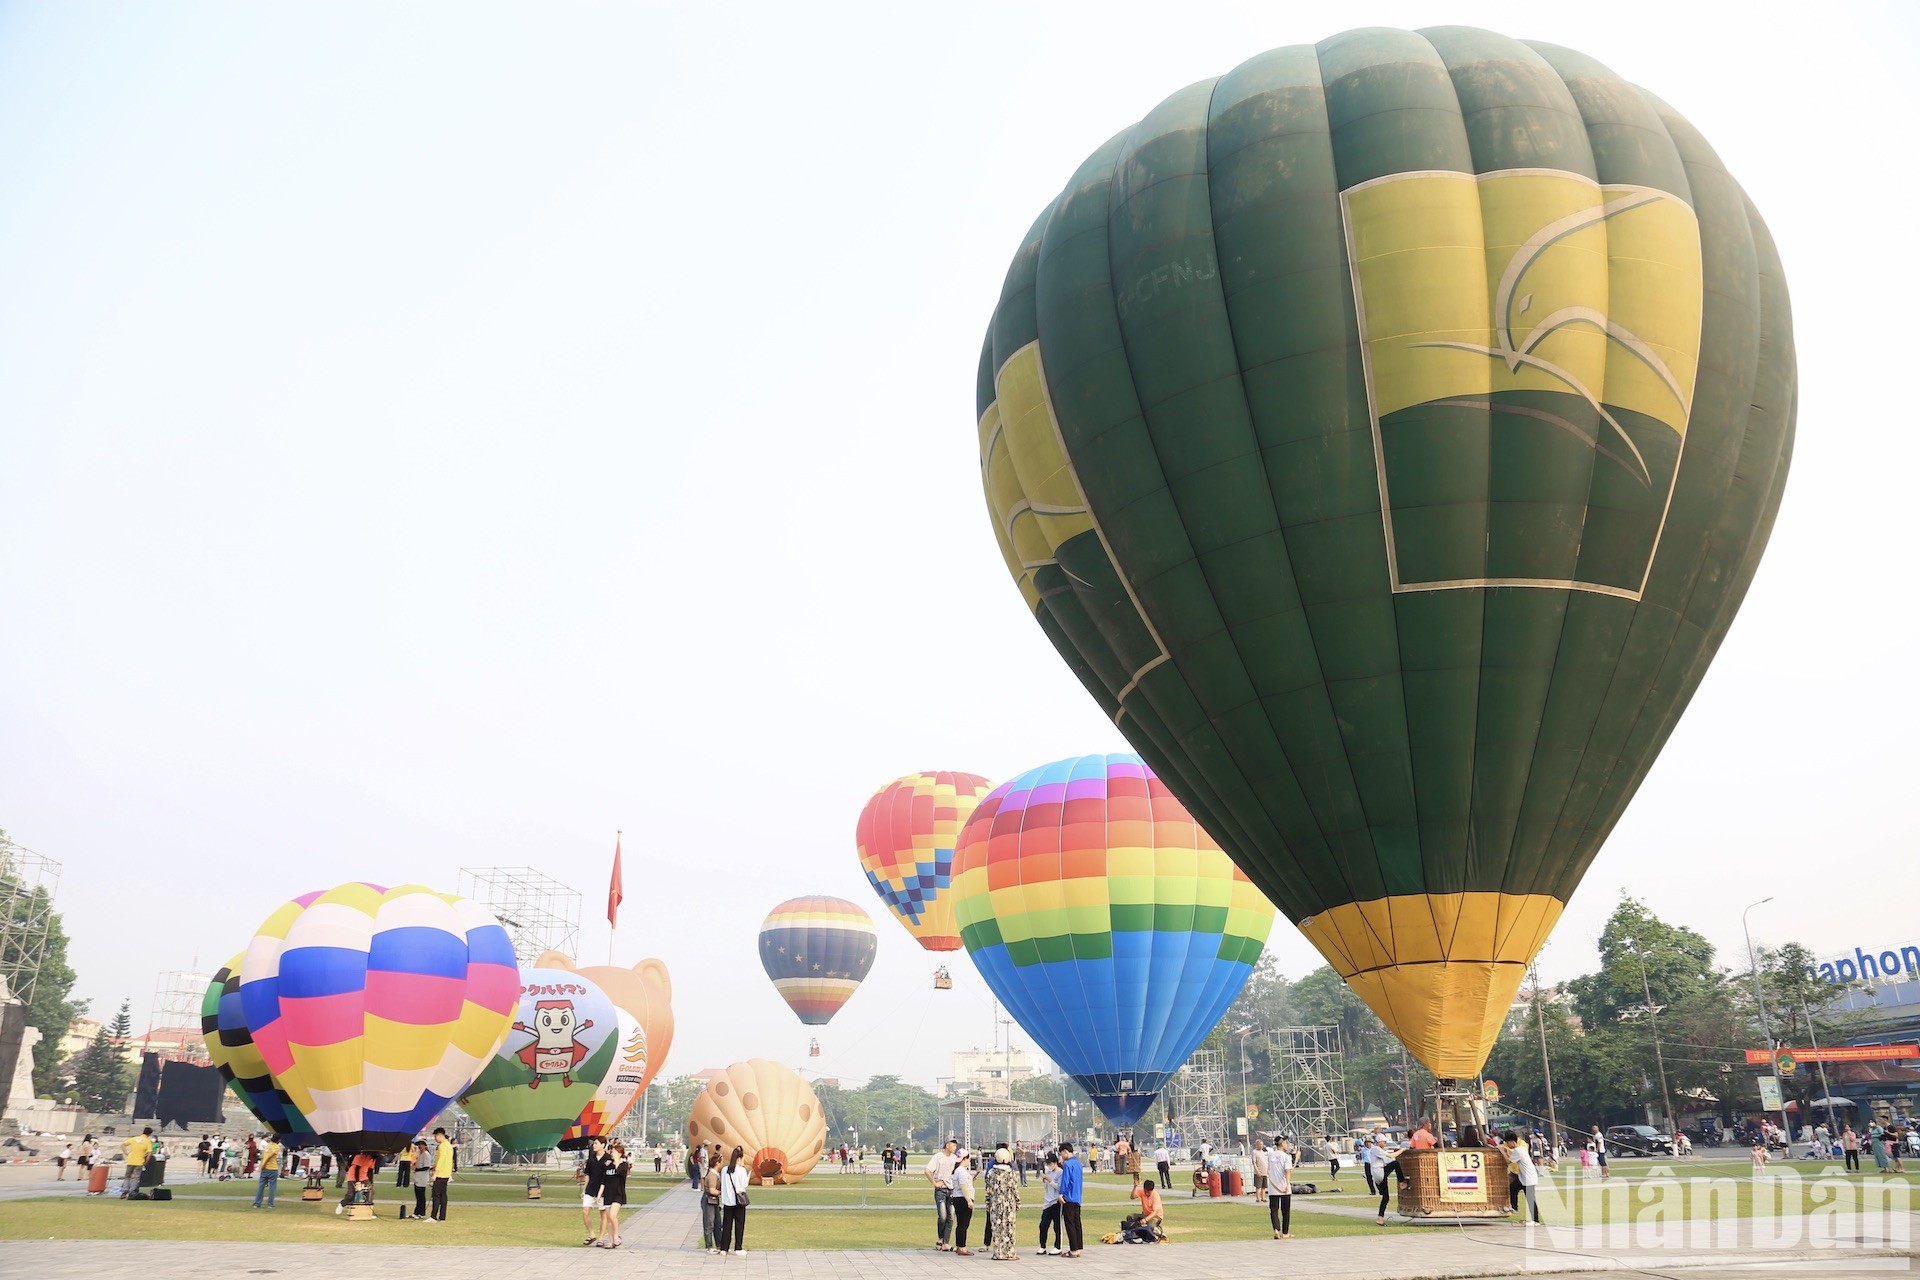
757 896 877 1026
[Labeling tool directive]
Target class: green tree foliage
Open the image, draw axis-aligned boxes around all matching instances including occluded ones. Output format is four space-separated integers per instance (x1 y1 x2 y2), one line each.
0 829 85 1097
1564 895 1718 1025
70 999 136 1113
648 1073 707 1143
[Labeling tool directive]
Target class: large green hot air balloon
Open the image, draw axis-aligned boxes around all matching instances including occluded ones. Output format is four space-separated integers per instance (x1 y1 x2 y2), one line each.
975 26 1793 1079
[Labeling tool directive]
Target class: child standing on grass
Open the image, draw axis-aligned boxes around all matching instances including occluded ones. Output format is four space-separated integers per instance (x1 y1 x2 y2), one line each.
1750 1141 1769 1177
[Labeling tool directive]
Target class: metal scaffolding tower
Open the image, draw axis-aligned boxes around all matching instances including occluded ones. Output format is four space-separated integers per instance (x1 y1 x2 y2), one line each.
0 838 61 1007
144 968 215 1061
1163 1047 1226 1151
1267 1025 1350 1158
457 866 583 965
0 838 62 1108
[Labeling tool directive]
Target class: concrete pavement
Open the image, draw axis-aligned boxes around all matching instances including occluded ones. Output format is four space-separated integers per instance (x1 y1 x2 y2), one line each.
1 1181 1915 1279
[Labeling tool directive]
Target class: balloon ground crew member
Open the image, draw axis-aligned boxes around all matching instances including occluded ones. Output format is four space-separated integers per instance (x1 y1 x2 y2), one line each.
250 1136 284 1209
119 1127 154 1198
337 1151 377 1214
429 1127 455 1221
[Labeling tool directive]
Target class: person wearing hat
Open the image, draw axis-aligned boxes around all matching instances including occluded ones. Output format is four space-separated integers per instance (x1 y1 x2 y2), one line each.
950 1147 978 1255
987 1144 1020 1260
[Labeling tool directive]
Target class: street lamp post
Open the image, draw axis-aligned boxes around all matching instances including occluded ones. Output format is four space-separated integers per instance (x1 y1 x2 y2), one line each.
1232 1023 1258 1135
1743 897 1786 1135
1621 937 1677 1139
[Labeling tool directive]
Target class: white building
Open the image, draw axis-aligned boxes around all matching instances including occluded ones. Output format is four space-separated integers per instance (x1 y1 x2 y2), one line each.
946 1046 1042 1100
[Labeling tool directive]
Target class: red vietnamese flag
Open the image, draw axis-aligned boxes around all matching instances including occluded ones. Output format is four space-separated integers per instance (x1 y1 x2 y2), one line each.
608 832 624 928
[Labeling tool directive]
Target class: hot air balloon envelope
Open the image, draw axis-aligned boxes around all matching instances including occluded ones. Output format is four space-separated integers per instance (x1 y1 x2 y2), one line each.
974 27 1793 1078
459 969 620 1155
532 952 676 1150
240 882 519 1155
758 896 877 1026
199 951 310 1139
686 1058 827 1184
952 754 1276 1125
856 772 993 951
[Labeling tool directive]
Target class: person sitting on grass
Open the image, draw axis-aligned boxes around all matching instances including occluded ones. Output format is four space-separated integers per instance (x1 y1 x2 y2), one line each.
1121 1179 1164 1243
337 1151 377 1215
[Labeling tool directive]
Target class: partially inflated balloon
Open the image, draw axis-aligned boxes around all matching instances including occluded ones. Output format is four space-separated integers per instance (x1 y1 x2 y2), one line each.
856 772 993 951
459 969 619 1154
974 27 1793 1078
199 951 310 1139
758 897 876 1025
532 952 676 1149
240 882 518 1155
953 755 1274 1125
685 1059 826 1185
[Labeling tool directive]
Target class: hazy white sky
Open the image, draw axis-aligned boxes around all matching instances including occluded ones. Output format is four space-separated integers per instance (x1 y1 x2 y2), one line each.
3 1 1916 1090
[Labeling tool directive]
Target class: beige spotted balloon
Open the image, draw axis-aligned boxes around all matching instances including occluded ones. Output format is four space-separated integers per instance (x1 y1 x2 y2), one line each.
685 1058 826 1185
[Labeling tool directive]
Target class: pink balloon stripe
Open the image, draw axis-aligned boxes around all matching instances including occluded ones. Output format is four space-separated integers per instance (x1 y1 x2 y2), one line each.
252 1019 294 1076
466 961 520 1015
365 970 467 1026
279 991 366 1047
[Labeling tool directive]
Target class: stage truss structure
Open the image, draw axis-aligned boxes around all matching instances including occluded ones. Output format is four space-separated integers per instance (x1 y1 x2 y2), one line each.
144 968 215 1061
1266 1024 1350 1160
0 838 61 1009
1163 1046 1227 1151
457 866 583 965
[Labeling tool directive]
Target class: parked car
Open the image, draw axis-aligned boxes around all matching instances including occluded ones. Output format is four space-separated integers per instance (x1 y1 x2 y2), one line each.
1604 1124 1675 1157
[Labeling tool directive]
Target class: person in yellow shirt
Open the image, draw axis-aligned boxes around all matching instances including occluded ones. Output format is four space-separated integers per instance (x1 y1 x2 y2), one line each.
429 1127 454 1222
252 1138 284 1209
120 1127 154 1199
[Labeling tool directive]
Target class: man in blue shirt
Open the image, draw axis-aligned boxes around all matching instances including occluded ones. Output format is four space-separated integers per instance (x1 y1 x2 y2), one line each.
1056 1142 1084 1256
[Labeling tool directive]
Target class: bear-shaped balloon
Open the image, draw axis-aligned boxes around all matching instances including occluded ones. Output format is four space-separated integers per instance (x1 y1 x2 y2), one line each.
535 951 675 1148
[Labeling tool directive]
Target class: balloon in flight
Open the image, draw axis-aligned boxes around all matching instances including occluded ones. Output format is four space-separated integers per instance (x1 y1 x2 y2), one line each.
856 771 993 951
951 754 1276 1125
973 27 1793 1077
758 896 877 1025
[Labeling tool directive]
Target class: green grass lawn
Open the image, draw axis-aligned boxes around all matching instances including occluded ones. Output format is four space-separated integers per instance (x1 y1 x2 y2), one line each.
6 1157 1910 1248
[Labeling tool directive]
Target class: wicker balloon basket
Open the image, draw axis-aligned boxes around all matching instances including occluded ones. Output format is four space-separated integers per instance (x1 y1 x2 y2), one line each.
1395 1147 1512 1219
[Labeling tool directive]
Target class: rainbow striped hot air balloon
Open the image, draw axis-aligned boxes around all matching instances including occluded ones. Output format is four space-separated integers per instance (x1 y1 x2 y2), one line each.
856 772 993 952
240 882 519 1155
199 951 311 1139
758 896 877 1026
952 754 1276 1125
